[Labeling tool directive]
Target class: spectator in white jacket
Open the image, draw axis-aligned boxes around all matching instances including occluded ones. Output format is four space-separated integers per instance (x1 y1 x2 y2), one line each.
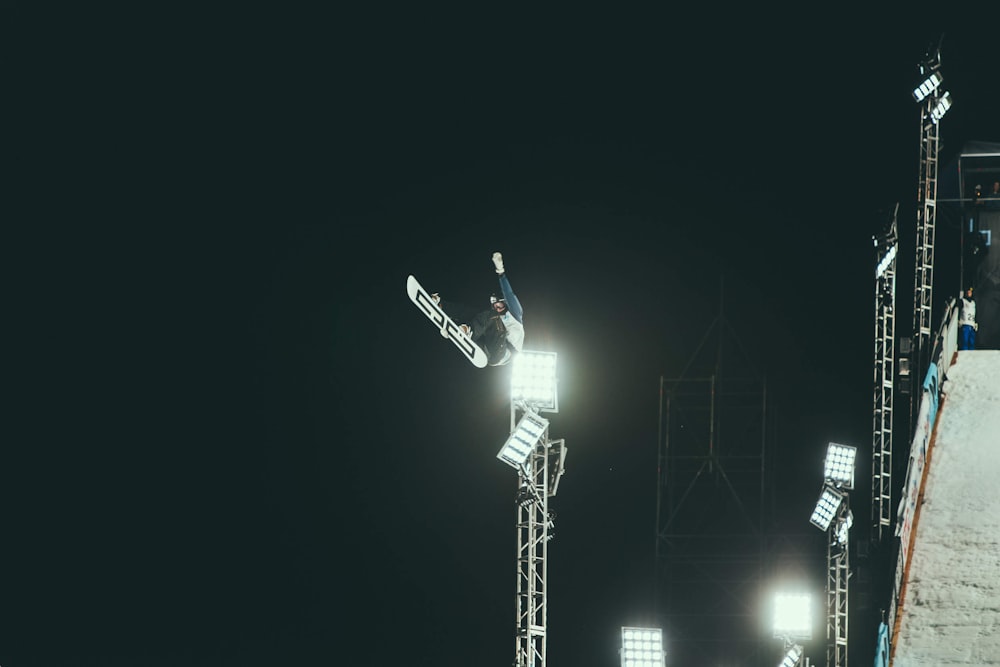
959 286 978 350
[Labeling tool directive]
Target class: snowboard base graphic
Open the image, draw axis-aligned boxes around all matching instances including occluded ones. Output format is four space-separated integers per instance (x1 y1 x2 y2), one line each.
407 274 488 368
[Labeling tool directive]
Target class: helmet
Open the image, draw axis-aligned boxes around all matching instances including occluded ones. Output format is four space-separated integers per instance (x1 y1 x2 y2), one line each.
490 293 506 304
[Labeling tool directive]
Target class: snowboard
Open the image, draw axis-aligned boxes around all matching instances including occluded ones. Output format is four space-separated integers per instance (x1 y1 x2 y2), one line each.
407 274 488 368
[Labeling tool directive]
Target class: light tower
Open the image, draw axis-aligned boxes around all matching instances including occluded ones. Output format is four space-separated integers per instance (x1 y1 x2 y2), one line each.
655 277 770 665
872 208 899 544
908 40 951 437
809 443 857 667
496 350 564 667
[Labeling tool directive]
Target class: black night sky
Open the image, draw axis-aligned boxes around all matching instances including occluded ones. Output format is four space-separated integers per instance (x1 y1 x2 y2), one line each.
7 8 999 667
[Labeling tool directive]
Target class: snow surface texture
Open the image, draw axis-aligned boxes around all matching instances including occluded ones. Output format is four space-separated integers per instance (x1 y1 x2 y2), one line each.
893 350 1000 666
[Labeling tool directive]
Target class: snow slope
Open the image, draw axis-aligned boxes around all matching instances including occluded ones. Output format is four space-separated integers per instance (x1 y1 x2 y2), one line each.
892 350 1000 666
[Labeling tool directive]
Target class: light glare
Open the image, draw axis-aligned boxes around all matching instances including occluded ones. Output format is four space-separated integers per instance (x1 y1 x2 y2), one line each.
511 350 558 412
780 644 804 667
773 593 812 639
620 627 664 667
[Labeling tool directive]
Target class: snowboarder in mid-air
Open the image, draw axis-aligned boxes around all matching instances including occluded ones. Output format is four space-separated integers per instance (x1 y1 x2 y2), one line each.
431 252 525 367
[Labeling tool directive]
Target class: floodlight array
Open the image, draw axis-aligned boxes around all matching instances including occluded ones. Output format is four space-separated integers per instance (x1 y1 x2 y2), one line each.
823 442 857 489
929 90 952 122
875 242 897 278
773 593 812 640
496 411 549 470
810 487 845 532
511 350 558 412
620 627 665 667
779 643 804 667
912 70 943 102
547 439 567 497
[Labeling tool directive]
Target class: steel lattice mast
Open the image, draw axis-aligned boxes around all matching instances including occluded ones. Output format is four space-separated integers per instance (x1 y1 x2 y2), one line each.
826 501 851 667
512 430 565 667
872 210 898 543
655 277 769 665
811 444 856 667
909 46 946 433
502 351 563 667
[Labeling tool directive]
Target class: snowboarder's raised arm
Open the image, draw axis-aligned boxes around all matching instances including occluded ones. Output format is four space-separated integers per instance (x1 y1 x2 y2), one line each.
492 252 523 323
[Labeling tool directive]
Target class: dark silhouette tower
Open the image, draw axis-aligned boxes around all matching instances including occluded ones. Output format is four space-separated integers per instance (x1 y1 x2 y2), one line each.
655 277 771 666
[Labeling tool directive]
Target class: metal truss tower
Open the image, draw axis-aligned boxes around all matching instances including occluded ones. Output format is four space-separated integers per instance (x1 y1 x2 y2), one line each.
507 378 565 667
909 48 945 433
655 279 769 666
826 500 851 667
872 210 898 544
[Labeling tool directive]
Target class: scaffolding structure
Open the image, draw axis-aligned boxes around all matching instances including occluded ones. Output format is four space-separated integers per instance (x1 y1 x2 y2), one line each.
655 279 769 666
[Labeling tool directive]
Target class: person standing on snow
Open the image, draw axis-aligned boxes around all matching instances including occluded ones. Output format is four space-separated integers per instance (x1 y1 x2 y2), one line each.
958 286 978 351
432 252 525 366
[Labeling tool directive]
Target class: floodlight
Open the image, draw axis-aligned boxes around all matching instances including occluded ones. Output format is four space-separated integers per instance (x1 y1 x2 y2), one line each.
823 442 857 489
912 70 943 102
929 90 952 122
779 643 804 667
497 411 549 470
547 439 567 497
619 627 665 667
835 509 854 546
875 242 897 278
810 486 845 531
773 593 812 640
511 350 558 413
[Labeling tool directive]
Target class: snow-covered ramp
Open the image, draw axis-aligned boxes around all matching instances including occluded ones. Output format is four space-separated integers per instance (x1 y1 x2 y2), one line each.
892 350 1000 666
